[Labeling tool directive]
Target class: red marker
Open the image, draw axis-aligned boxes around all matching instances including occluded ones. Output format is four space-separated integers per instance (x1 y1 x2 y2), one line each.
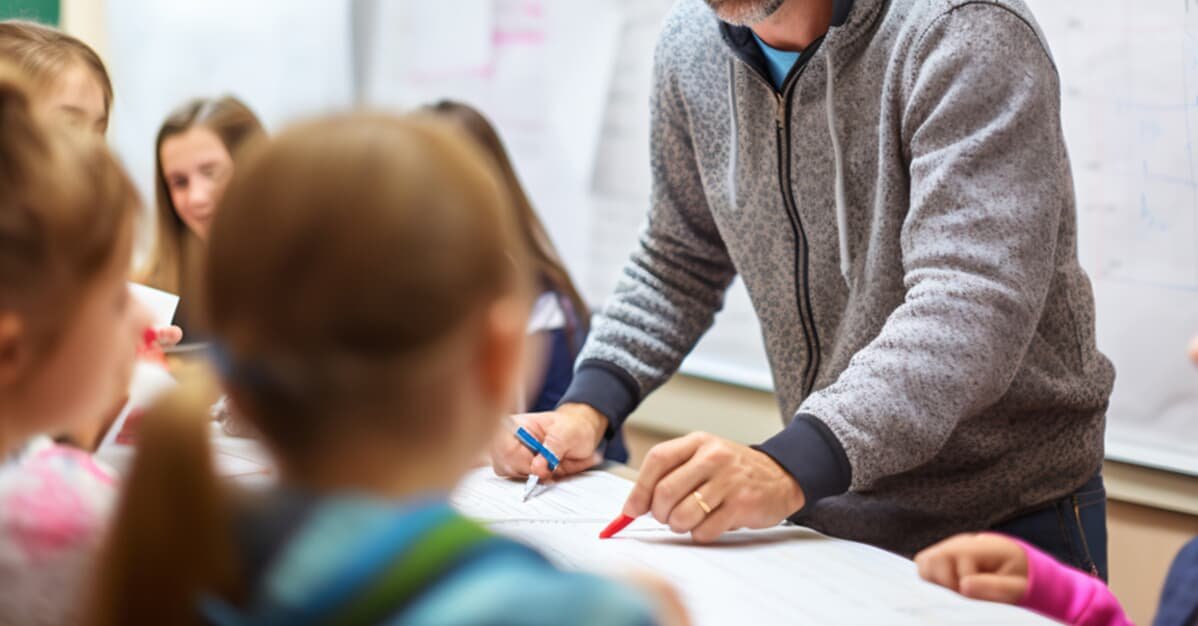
599 514 635 539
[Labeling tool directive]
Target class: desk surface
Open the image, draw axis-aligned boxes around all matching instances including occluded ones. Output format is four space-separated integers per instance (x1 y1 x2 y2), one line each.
458 466 1055 626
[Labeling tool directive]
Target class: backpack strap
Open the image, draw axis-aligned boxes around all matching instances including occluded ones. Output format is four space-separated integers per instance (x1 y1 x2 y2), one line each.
201 505 540 626
327 514 510 626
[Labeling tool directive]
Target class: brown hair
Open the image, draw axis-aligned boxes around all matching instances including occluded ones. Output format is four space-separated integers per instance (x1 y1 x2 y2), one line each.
0 61 137 375
88 113 530 625
85 379 239 626
137 96 265 313
427 101 590 337
0 20 113 122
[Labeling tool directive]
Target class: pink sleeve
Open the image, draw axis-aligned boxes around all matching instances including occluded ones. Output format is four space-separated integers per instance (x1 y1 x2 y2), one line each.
1015 539 1133 626
0 443 115 625
0 444 115 563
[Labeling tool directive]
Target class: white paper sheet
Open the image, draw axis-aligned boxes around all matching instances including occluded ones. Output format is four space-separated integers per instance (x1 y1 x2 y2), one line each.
93 363 274 484
210 422 275 484
451 467 632 522
525 292 566 334
502 522 1052 626
450 468 1054 626
129 282 179 328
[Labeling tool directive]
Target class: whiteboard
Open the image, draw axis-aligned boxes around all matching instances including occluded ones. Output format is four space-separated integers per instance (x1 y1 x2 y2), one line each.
1027 0 1198 475
359 0 774 391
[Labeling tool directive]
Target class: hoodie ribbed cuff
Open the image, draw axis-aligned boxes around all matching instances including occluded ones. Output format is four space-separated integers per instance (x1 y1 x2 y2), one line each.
754 413 852 517
557 360 641 440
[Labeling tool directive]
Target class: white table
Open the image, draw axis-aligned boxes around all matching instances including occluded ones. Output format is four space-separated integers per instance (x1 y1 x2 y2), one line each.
452 467 1057 626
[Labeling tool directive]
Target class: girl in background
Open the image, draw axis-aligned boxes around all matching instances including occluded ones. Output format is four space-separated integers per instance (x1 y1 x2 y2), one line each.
87 113 682 625
137 96 265 342
428 100 628 463
0 63 151 626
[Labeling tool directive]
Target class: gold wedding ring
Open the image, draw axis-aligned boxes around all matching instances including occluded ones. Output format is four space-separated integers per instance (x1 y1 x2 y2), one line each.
692 490 713 515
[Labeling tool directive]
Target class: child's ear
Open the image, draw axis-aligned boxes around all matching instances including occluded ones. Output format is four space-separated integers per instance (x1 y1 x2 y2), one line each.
0 313 29 387
477 296 530 410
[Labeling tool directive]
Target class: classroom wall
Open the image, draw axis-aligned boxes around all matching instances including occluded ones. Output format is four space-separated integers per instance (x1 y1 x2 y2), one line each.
59 0 105 58
624 375 1198 626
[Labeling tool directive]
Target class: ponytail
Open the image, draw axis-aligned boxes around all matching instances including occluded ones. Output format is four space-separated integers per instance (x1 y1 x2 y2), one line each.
86 378 241 626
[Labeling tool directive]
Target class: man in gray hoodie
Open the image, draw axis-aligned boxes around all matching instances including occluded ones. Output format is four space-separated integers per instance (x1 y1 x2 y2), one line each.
492 0 1115 577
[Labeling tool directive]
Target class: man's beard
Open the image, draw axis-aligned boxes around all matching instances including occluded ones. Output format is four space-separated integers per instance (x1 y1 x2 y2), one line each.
703 0 787 26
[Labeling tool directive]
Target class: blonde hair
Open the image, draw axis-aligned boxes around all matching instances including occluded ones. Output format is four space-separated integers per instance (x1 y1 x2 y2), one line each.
0 20 113 121
0 61 137 374
88 112 531 625
137 96 265 311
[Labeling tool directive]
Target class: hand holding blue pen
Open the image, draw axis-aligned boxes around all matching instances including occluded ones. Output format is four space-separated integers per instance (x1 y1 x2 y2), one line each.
514 426 560 501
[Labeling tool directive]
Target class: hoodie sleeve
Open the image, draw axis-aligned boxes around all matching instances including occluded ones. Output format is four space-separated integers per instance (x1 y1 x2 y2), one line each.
789 4 1071 492
559 20 738 433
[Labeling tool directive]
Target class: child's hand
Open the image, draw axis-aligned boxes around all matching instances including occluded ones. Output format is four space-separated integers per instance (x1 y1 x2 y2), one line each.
155 325 183 347
914 533 1029 604
491 407 605 480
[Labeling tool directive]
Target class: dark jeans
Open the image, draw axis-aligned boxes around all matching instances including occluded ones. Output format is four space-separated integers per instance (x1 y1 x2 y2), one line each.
991 472 1108 581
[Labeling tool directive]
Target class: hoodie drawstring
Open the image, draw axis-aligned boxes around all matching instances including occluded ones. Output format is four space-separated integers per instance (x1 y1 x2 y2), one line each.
727 58 741 210
728 47 851 287
824 50 852 286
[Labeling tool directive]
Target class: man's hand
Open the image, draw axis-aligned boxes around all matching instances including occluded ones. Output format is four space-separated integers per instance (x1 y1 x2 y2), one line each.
490 403 608 480
914 533 1029 604
622 432 805 543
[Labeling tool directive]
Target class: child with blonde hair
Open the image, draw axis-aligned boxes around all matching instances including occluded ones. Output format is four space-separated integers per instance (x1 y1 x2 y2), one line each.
0 63 151 626
0 19 113 135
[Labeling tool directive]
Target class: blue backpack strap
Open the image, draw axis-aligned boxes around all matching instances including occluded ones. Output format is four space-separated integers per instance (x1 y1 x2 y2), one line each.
201 505 543 626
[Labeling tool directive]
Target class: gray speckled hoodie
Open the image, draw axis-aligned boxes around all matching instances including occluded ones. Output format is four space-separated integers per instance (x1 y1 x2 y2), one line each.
562 0 1116 556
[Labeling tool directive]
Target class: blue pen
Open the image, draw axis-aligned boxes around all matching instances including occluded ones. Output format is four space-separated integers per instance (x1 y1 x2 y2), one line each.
514 426 560 501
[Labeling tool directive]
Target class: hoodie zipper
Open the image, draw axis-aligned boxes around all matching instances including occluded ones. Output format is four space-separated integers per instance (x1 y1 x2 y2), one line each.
742 58 823 398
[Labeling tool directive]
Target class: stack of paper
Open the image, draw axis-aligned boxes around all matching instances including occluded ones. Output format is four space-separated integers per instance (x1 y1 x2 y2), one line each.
451 468 1054 626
